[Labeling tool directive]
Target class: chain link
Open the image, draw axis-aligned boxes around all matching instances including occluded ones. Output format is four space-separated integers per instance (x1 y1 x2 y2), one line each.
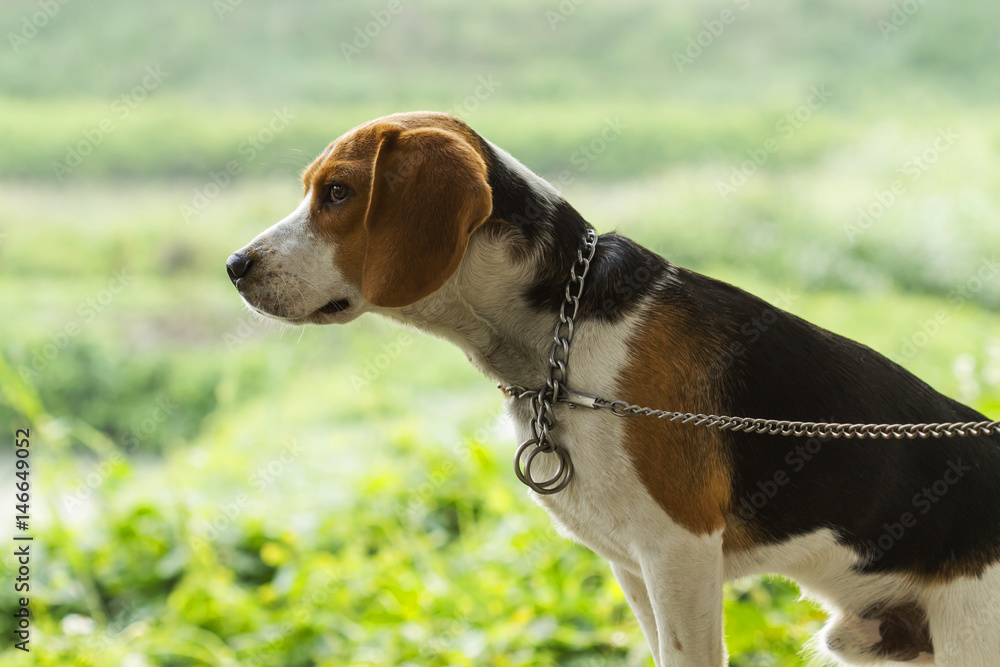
513 227 598 494
508 230 1000 494
597 399 1000 440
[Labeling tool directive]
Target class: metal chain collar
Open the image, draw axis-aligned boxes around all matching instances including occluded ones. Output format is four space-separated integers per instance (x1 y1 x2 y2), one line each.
512 227 598 494
507 231 1000 494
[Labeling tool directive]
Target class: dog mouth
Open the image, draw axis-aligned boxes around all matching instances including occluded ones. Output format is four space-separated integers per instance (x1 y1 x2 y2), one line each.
244 297 356 325
317 299 351 315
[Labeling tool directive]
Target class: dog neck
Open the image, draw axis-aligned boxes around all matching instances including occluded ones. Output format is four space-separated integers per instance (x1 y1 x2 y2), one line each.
378 137 671 390
381 222 574 389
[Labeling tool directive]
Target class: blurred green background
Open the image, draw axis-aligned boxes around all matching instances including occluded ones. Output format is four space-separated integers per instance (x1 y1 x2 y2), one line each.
1 0 999 665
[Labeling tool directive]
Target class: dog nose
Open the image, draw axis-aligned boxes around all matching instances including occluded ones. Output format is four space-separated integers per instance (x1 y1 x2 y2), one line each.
226 251 253 283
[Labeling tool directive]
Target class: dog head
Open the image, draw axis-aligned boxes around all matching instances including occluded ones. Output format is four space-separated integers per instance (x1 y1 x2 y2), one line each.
227 111 493 324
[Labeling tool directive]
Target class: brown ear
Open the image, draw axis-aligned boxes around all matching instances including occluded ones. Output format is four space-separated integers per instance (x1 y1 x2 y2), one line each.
361 126 492 308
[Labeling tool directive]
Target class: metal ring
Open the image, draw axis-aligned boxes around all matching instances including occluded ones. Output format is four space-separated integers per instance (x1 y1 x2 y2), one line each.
523 443 565 487
515 438 561 487
513 438 540 486
608 400 631 417
514 439 573 493
524 444 573 494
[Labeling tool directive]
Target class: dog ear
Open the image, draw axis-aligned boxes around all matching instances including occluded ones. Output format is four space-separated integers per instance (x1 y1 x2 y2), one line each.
361 126 492 308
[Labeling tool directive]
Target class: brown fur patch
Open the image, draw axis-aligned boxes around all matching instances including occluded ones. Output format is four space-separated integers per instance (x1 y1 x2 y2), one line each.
617 307 733 535
670 628 684 652
300 142 335 190
721 522 760 554
905 561 989 586
302 125 388 289
361 125 491 306
298 112 493 306
864 601 933 661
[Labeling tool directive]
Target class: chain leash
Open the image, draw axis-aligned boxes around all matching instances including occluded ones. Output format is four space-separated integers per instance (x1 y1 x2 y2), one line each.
513 227 598 494
593 399 1000 439
507 231 1000 494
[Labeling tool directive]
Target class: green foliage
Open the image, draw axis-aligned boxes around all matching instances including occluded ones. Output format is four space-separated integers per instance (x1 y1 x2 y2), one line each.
7 339 219 454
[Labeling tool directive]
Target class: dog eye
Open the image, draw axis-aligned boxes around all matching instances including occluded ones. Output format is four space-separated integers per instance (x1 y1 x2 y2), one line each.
329 184 350 202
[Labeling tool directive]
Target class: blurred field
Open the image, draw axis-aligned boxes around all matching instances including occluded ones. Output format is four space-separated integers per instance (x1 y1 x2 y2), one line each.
2 1 1000 665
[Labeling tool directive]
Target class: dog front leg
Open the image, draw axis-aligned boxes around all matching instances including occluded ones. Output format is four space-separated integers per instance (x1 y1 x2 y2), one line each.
611 561 660 661
639 530 726 667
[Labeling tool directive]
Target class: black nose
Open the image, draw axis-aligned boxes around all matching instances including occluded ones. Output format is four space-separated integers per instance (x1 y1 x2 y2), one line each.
226 251 253 284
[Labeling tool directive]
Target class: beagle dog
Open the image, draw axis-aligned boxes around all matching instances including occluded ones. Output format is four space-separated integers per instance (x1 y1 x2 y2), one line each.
227 111 1000 666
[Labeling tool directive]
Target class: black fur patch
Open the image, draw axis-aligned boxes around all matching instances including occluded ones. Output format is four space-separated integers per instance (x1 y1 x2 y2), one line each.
670 269 1000 577
472 135 554 245
473 137 667 324
524 221 669 323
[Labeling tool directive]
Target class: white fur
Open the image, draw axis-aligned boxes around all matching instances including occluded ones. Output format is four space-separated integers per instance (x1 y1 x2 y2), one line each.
503 308 727 666
923 563 1000 666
